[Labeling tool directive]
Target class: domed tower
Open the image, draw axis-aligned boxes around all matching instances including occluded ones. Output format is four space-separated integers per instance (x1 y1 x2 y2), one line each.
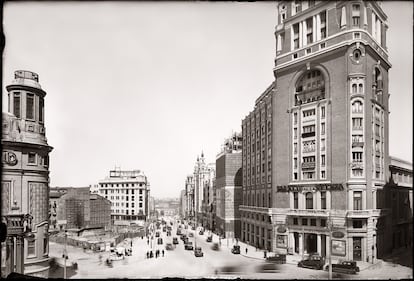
2 70 53 277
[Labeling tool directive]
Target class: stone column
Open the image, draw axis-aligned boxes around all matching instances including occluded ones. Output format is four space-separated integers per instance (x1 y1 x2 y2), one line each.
312 16 316 43
317 234 322 255
299 21 303 48
326 235 331 256
15 236 24 274
348 189 353 210
302 20 307 46
316 14 321 41
299 233 304 256
340 6 347 29
289 232 295 252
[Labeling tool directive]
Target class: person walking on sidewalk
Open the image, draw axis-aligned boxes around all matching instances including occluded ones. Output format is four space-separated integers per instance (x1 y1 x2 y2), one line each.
245 248 248 255
162 249 164 257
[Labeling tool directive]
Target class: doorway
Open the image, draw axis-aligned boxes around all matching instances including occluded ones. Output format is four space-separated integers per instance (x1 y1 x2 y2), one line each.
305 233 317 254
353 237 362 261
294 232 299 253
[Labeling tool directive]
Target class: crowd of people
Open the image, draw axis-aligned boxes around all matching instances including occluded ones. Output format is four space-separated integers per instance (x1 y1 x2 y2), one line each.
146 249 165 259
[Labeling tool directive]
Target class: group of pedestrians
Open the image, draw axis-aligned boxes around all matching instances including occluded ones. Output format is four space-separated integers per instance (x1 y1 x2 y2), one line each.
146 249 165 259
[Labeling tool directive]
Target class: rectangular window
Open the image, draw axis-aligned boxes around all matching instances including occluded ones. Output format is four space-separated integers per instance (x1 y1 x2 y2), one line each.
320 219 326 227
321 191 326 209
321 123 325 135
27 239 36 257
293 218 298 225
139 202 143 208
43 237 48 254
321 155 326 166
352 152 363 162
352 4 361 27
26 93 35 120
353 220 363 228
13 93 21 118
320 11 327 39
353 191 362 210
293 192 298 209
321 106 325 118
306 18 313 44
302 218 308 226
39 98 44 122
28 152 37 164
293 23 300 49
310 219 316 226
139 189 143 194
294 112 298 124
321 170 326 179
352 118 363 130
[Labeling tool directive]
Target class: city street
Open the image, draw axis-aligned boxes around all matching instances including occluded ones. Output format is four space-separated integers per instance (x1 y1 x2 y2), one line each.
48 218 413 279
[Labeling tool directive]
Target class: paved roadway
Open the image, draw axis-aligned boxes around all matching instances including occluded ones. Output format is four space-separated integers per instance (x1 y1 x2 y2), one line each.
48 218 413 279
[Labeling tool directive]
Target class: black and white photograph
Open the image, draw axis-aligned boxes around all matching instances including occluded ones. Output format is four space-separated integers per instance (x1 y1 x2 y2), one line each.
1 0 412 279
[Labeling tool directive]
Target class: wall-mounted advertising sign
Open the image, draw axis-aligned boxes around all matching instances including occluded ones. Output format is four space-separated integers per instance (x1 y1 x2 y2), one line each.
332 231 345 239
332 240 346 256
276 183 344 192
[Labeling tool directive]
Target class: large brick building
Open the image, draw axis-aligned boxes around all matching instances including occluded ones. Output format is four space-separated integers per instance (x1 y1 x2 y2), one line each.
1 71 53 277
50 187 111 230
271 0 392 263
215 132 243 239
240 84 274 251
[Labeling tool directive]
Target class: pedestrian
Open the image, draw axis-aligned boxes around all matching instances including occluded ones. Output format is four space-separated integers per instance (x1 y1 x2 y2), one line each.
147 239 149 245
146 251 149 259
162 249 164 257
131 241 133 247
245 248 248 255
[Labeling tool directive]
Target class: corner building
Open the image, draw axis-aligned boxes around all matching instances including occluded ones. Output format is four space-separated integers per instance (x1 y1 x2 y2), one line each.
271 1 390 263
1 71 53 277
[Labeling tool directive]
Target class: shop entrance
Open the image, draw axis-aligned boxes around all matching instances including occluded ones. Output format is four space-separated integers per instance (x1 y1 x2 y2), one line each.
305 233 317 254
353 237 362 261
294 232 299 253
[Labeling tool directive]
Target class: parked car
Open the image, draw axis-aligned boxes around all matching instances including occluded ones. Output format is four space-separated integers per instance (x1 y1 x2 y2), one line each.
157 238 163 245
231 245 240 254
266 253 286 264
256 262 281 273
206 235 212 242
298 255 325 270
155 232 160 238
173 237 179 244
185 242 194 250
167 231 171 236
176 229 181 235
183 238 189 245
194 246 204 257
180 235 187 241
189 232 194 238
211 242 220 251
165 243 174 250
330 260 360 274
199 230 204 235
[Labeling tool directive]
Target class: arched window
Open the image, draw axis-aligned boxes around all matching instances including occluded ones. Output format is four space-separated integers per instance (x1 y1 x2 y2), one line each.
358 83 363 93
374 67 383 90
352 100 363 113
295 69 326 105
306 192 313 209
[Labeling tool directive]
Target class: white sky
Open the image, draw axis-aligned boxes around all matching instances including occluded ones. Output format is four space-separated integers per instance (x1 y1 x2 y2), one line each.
2 1 412 199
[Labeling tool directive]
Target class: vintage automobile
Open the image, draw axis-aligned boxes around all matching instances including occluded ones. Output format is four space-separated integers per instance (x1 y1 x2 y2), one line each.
199 230 204 235
180 234 187 241
256 262 280 273
185 241 194 250
155 232 160 238
266 253 286 264
211 242 220 251
176 229 181 235
157 238 163 245
165 243 174 250
329 260 360 274
231 245 240 254
206 236 213 242
298 255 325 270
183 237 189 245
188 232 194 238
194 246 204 257
172 237 179 244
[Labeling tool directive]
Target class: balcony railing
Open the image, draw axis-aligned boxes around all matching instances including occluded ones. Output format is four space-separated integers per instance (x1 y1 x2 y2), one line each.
286 209 329 217
352 141 364 148
295 88 325 106
346 209 382 218
350 162 363 170
301 162 316 170
302 131 316 138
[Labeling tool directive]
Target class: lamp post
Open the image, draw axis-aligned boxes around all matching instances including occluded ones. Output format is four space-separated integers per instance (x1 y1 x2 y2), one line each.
63 230 67 279
327 211 333 280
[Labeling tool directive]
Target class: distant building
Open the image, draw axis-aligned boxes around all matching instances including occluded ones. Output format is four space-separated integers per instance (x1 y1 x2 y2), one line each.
97 169 150 222
49 187 111 230
89 184 99 194
184 175 195 219
215 132 243 239
383 157 413 254
179 189 187 218
202 163 216 230
154 198 180 217
1 70 53 277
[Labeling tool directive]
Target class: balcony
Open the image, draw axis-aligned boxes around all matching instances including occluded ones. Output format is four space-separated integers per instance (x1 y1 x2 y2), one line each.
301 162 316 170
352 141 364 148
302 131 315 138
350 162 363 170
347 209 382 218
286 209 329 217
